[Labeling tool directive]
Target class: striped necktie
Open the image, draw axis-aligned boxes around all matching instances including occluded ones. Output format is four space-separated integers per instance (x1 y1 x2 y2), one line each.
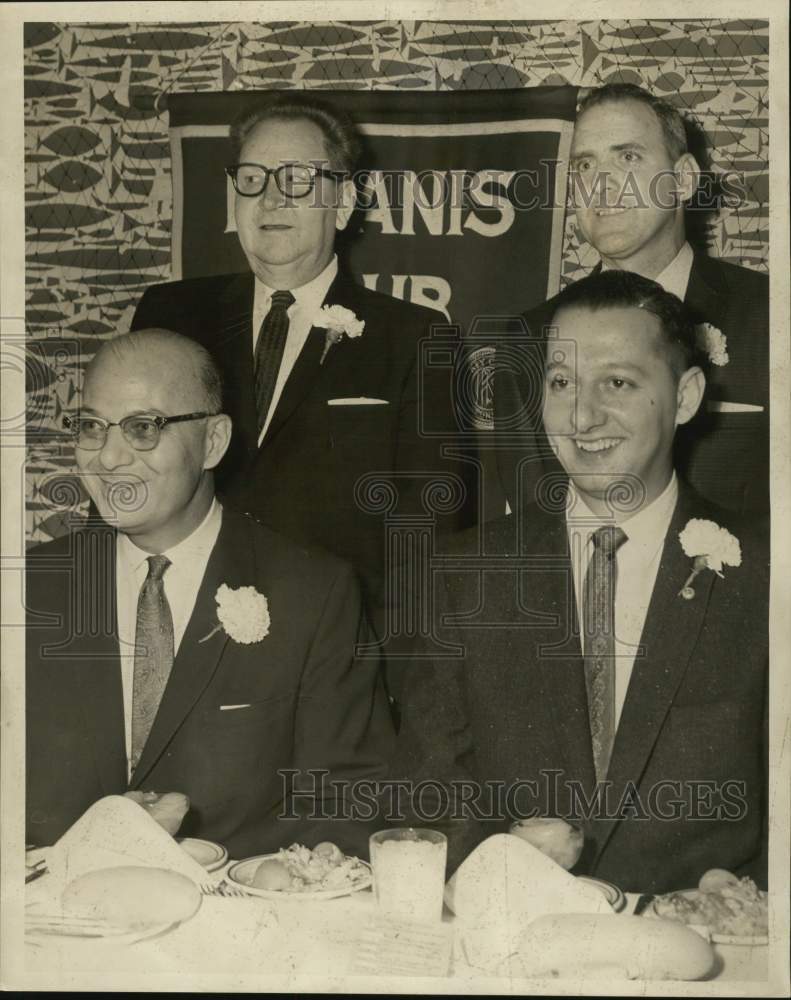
583 525 628 782
254 289 295 435
130 554 174 774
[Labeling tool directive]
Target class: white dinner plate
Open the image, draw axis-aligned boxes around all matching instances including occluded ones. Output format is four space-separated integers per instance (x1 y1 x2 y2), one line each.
577 875 626 913
647 891 768 946
25 914 176 945
178 837 228 873
227 853 372 900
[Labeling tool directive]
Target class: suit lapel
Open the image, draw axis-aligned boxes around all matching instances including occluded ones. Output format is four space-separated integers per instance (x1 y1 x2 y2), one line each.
217 272 258 460
128 512 250 787
524 503 597 794
261 273 360 446
69 524 128 794
590 486 716 866
262 321 325 444
683 254 723 326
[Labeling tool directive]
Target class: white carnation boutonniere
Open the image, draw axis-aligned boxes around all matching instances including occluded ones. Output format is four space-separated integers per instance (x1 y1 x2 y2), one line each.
199 584 270 644
677 518 742 600
696 322 729 366
313 304 365 364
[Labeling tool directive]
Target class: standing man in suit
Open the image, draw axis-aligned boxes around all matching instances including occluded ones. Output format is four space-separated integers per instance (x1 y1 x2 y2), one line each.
26 329 395 858
396 272 768 893
494 83 769 518
131 95 468 628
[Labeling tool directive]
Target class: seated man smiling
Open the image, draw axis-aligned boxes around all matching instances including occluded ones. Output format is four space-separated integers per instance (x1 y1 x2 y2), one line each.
394 271 768 893
26 328 394 859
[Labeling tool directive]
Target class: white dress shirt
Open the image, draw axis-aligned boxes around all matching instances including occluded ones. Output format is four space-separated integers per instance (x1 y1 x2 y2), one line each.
601 241 694 299
566 474 679 728
252 254 338 442
116 499 223 773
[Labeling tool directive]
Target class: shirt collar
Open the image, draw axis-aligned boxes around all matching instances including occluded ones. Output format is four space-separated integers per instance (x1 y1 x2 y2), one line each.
652 242 694 299
566 473 679 557
600 242 693 300
254 254 338 314
117 498 223 575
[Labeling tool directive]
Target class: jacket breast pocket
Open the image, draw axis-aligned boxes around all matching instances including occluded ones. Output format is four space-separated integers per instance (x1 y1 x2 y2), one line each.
199 695 295 734
326 402 395 502
326 400 393 437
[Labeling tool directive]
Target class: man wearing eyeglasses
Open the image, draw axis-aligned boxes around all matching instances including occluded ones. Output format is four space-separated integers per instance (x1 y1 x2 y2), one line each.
131 96 467 668
26 329 394 856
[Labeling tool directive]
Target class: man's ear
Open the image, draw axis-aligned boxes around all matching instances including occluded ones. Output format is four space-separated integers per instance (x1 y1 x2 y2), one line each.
675 366 705 426
203 413 232 470
335 178 357 232
673 152 700 206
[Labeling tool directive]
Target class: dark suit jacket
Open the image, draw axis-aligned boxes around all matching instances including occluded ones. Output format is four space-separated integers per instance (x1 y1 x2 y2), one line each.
26 509 395 859
491 253 769 519
393 483 768 894
131 272 471 617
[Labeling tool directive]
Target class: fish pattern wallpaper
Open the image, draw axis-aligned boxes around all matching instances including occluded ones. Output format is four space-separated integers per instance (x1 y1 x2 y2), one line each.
23 19 770 543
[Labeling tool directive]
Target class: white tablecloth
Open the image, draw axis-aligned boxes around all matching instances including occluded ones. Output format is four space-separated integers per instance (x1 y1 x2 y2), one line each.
22 866 769 987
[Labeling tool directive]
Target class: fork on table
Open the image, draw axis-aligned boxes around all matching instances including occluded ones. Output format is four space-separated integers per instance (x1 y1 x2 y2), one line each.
199 880 250 898
25 876 252 946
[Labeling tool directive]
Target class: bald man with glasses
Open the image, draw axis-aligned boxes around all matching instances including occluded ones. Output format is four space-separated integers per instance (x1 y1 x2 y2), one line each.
26 329 394 857
131 96 469 689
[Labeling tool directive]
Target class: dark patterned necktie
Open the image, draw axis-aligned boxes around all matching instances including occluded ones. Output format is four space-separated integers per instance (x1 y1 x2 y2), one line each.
254 290 295 435
130 554 174 773
583 525 628 782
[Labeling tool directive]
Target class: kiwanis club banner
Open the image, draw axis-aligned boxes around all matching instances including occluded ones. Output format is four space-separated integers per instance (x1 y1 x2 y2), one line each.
167 87 577 428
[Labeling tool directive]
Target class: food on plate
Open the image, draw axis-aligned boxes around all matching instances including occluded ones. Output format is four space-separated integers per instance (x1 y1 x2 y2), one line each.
652 870 768 939
313 841 344 864
123 790 190 836
251 842 369 893
509 817 584 870
251 858 292 891
697 868 739 893
62 866 201 929
516 913 715 980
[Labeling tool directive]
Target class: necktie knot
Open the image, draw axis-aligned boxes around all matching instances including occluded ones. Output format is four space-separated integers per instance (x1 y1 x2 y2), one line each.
592 525 628 559
270 290 294 311
146 554 171 581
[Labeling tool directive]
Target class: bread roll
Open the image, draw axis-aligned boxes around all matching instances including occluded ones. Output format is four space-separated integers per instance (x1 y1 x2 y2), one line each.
516 914 715 980
509 818 584 870
62 866 202 929
123 791 189 835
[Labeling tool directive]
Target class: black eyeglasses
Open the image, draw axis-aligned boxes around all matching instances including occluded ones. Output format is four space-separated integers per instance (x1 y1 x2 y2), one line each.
226 162 345 199
63 412 216 452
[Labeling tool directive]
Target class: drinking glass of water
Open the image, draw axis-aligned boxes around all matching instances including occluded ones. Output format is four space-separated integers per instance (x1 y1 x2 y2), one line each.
369 828 448 924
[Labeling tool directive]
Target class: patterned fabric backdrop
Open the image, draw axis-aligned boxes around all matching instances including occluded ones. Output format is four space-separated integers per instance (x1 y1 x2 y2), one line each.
24 19 770 543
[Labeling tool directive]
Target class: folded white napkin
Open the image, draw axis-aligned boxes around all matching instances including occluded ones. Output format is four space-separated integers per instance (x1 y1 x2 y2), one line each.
45 795 208 891
445 833 611 973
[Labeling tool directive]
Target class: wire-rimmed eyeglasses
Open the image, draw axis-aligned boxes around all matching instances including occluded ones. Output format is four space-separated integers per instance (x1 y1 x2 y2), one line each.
226 161 345 199
63 412 217 452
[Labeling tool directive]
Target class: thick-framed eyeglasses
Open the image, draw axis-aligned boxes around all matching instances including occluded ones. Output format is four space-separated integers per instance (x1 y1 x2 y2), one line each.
226 161 344 199
63 412 216 452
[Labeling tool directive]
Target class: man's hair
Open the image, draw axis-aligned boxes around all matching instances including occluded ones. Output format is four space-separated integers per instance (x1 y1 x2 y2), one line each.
549 270 700 375
90 329 224 412
577 83 688 163
229 95 362 175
